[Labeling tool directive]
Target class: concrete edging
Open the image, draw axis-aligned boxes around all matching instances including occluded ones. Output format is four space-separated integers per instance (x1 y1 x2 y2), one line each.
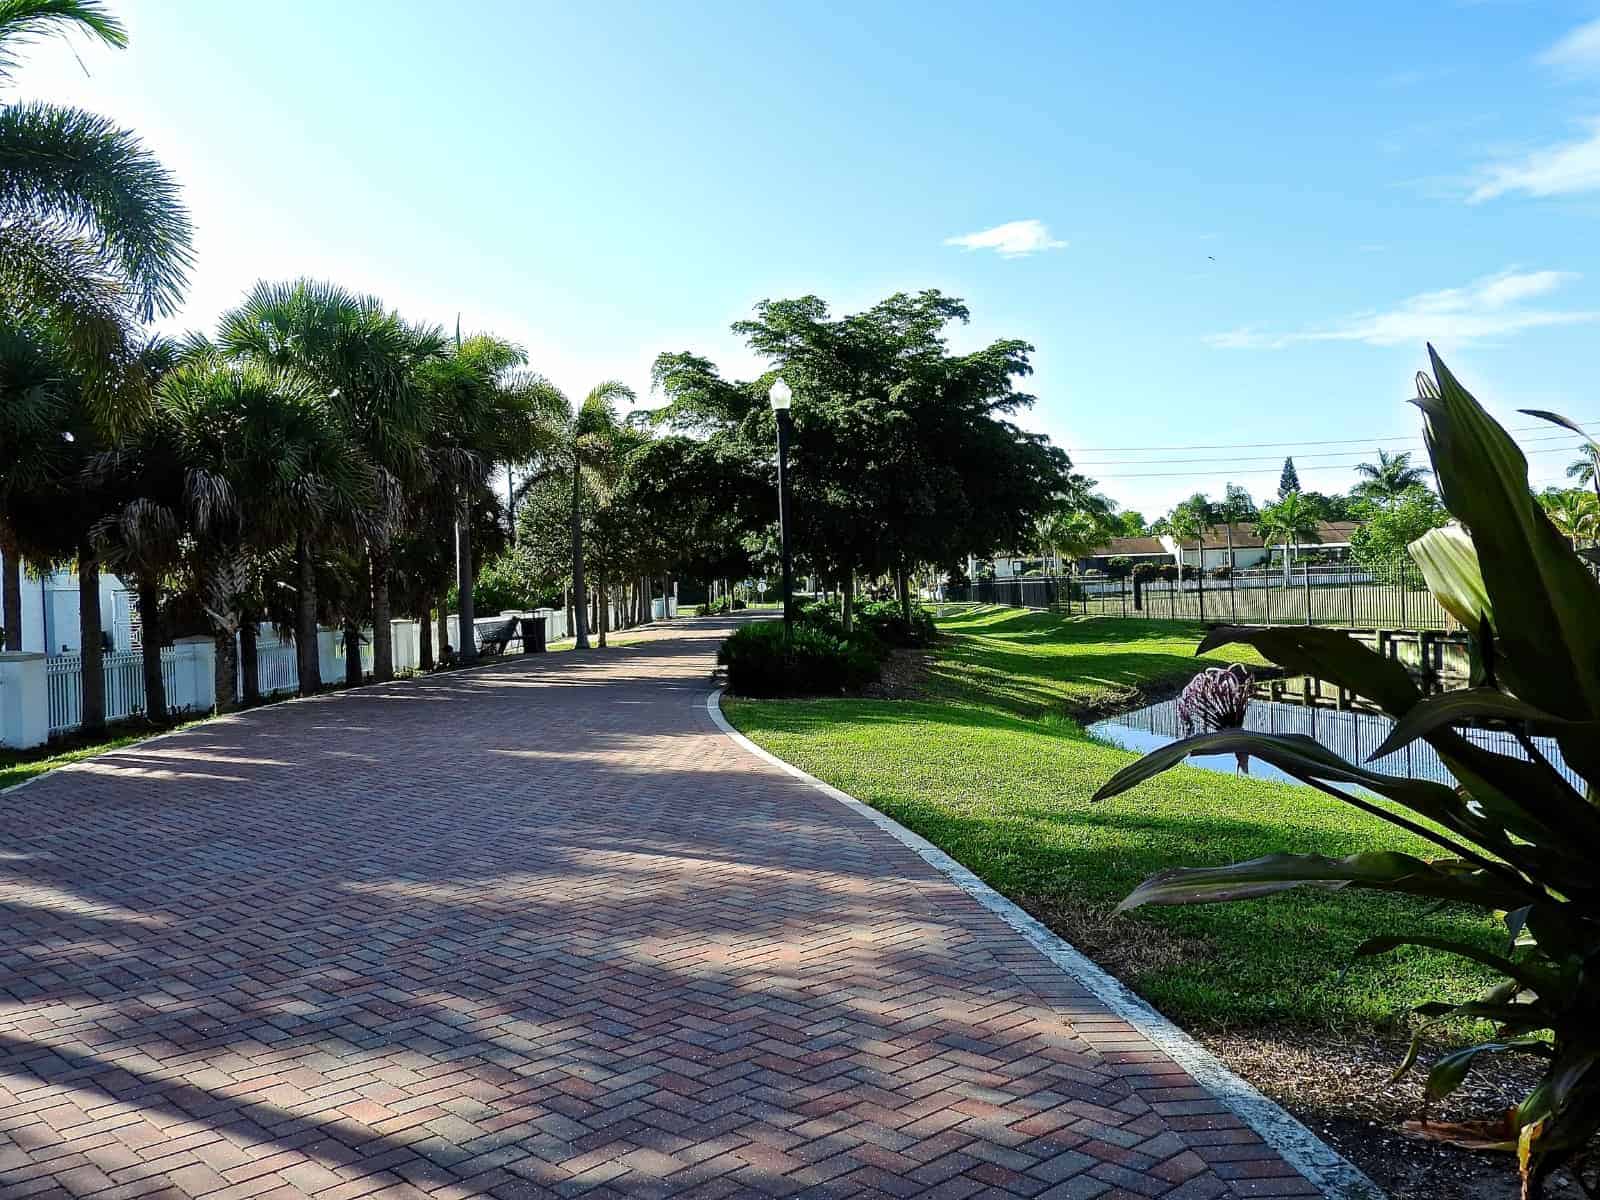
704 687 1384 1200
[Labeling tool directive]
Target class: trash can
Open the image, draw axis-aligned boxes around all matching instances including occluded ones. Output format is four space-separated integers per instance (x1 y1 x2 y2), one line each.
520 615 547 653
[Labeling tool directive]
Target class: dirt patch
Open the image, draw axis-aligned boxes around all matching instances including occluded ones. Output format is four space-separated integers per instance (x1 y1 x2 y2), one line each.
1197 1026 1582 1200
1008 893 1582 1198
862 645 937 700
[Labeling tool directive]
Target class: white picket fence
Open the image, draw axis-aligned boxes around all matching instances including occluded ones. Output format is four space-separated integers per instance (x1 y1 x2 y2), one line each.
47 648 179 735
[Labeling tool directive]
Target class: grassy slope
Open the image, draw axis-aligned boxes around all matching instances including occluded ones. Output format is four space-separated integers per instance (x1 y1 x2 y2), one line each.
723 604 1498 1033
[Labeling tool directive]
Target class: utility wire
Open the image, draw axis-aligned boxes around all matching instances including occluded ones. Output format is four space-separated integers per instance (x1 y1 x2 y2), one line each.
1093 441 1589 480
1075 427 1590 467
1069 417 1597 455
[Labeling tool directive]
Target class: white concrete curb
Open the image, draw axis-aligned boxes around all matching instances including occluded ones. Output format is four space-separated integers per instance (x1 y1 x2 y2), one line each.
705 688 1384 1200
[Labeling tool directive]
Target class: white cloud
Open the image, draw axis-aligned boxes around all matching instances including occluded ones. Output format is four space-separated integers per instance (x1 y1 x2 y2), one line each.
1206 269 1598 350
1469 118 1600 200
1539 18 1600 74
943 219 1066 258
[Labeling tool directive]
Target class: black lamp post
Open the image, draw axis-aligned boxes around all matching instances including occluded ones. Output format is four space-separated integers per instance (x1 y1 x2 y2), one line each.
769 378 795 649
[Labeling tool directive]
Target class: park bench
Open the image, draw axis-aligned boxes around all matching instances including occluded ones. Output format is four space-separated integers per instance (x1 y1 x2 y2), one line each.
474 616 521 656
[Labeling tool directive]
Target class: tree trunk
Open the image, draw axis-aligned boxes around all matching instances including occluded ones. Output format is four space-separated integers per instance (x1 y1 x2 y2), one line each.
456 491 478 664
295 533 321 696
419 607 434 670
137 571 167 721
240 611 260 705
2 534 21 651
343 620 362 685
370 544 393 682
436 600 449 663
78 544 105 733
895 562 912 623
597 567 609 648
842 567 855 633
213 626 238 714
571 464 589 649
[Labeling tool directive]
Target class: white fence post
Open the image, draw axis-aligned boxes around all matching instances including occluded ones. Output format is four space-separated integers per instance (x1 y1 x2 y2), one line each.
170 637 216 714
391 619 418 673
317 630 340 683
0 652 48 748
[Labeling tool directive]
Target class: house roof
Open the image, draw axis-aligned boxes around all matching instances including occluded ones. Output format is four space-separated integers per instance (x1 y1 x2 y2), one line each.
1083 520 1361 558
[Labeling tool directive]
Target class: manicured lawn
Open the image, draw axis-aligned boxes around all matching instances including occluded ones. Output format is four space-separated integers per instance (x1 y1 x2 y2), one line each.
723 604 1499 1034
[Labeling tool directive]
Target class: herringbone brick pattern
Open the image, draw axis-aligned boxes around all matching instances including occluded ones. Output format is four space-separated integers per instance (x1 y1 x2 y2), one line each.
0 619 1319 1198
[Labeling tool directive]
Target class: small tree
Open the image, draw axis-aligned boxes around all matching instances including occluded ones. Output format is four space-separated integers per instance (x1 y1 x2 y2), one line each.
1277 456 1300 499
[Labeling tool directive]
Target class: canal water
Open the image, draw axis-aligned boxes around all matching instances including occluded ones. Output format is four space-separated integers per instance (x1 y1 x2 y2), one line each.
1088 695 1577 790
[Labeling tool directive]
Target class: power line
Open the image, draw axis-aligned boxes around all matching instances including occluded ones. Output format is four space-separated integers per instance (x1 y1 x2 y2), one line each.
1069 417 1598 455
1075 427 1589 467
1092 441 1589 480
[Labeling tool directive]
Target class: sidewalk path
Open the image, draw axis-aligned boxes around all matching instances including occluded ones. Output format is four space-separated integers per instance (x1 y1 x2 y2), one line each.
0 618 1321 1199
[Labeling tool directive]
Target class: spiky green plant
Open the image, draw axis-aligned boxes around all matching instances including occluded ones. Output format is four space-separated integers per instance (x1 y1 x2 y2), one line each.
1095 348 1600 1198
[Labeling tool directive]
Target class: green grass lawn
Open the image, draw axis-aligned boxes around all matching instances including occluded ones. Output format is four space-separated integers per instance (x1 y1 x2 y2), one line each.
723 604 1499 1034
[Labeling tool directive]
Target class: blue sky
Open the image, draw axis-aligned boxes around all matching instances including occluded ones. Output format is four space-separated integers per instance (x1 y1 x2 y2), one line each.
14 1 1600 516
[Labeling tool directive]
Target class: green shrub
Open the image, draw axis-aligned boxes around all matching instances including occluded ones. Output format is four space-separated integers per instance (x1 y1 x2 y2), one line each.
856 600 937 648
718 620 879 697
1096 351 1600 1197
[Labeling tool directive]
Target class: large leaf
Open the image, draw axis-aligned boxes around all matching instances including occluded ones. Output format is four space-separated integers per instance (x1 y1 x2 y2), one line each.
1418 351 1600 720
1196 625 1421 717
1093 729 1520 863
1117 850 1531 913
1367 688 1598 761
1427 1040 1545 1101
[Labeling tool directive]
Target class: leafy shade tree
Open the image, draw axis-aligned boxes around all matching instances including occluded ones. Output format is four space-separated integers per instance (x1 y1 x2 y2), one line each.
0 0 192 435
1348 486 1449 581
1114 510 1146 537
1256 491 1320 580
1352 448 1430 506
1277 456 1300 499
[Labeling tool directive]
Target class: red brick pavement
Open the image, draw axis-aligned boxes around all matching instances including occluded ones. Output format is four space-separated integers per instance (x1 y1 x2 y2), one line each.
0 619 1321 1198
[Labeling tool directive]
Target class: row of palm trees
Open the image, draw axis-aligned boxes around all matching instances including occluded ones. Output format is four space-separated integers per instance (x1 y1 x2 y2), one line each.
0 1 642 735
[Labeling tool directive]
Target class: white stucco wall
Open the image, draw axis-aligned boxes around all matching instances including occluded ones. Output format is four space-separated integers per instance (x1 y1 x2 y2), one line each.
0 555 133 654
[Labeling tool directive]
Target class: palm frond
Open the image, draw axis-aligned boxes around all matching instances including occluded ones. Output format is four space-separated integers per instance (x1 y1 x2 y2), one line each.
0 101 192 318
0 0 125 82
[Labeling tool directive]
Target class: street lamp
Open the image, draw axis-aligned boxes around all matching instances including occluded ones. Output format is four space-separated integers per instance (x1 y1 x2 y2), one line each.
769 377 795 649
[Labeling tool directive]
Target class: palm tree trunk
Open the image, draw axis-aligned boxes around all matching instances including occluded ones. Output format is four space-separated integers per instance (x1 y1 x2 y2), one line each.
418 607 433 670
295 532 321 696
370 543 393 682
571 463 589 649
342 620 362 685
895 562 912 623
597 567 609 649
456 492 478 665
435 600 449 662
78 544 105 734
240 611 259 705
2 532 21 651
137 571 167 721
842 567 855 633
213 626 238 714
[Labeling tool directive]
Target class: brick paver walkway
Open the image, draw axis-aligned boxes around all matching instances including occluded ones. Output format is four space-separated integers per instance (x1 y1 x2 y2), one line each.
0 618 1320 1199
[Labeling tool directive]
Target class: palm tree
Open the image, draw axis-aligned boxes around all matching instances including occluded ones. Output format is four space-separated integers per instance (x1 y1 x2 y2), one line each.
1568 448 1599 495
418 334 560 664
1168 492 1215 576
1037 506 1112 606
1256 491 1322 581
1217 482 1256 572
1352 449 1430 506
217 280 437 688
153 357 375 708
0 0 192 435
1541 489 1600 550
515 381 636 650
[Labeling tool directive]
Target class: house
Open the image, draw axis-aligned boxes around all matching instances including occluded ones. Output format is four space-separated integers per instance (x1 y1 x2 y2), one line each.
0 552 136 654
1077 521 1361 573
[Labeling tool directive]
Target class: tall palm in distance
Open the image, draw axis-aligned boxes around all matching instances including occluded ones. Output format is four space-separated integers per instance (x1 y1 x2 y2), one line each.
514 381 636 650
1256 491 1321 581
1352 448 1430 506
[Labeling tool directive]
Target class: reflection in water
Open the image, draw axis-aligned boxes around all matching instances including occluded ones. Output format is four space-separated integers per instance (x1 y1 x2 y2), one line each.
1088 698 1577 790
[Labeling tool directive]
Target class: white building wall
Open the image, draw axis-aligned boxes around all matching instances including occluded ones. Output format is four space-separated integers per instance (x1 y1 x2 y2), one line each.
0 554 133 654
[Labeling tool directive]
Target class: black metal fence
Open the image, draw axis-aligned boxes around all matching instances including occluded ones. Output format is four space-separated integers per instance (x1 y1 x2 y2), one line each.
948 562 1459 631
